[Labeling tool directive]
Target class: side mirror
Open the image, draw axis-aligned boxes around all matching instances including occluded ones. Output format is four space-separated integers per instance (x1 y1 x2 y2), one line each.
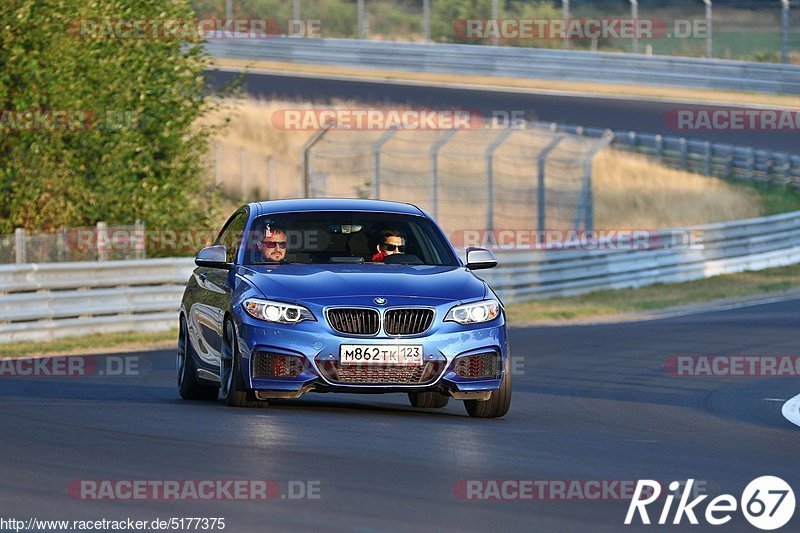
465 247 497 270
195 245 232 270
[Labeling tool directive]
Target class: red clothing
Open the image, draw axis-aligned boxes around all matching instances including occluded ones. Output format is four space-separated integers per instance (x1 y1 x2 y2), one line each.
372 251 389 262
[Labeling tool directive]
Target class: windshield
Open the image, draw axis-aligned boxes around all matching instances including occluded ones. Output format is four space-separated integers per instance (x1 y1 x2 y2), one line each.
243 211 459 267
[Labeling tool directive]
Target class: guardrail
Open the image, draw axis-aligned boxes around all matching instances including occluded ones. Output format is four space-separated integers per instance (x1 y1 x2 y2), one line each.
0 258 194 343
478 210 800 302
205 37 800 95
3 210 800 341
541 122 800 188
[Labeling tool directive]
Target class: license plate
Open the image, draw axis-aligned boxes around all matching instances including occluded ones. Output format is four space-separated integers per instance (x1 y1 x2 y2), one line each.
339 344 423 365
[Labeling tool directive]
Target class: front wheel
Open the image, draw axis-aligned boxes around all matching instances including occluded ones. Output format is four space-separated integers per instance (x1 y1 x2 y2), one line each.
177 317 219 401
408 391 450 409
221 320 266 408
464 356 512 418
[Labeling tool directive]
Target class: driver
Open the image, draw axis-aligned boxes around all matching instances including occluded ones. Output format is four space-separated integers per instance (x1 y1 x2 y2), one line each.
258 225 288 262
372 229 406 262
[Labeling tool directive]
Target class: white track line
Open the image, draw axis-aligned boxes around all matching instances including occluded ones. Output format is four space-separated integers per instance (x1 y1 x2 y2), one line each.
781 393 800 428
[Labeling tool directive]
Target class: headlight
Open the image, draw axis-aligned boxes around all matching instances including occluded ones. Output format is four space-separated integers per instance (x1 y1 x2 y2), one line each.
444 300 500 325
243 298 315 324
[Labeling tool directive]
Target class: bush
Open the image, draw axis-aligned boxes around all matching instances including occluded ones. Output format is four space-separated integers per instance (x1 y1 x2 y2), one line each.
0 0 223 234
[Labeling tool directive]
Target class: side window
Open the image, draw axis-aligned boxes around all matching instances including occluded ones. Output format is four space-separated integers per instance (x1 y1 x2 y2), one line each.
215 211 247 264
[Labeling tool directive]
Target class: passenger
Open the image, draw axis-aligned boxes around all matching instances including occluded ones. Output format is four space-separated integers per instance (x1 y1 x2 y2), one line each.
372 229 406 262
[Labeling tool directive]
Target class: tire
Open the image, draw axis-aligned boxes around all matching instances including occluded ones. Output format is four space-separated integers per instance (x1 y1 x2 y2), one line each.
221 320 266 408
177 317 219 401
408 391 450 409
464 356 512 419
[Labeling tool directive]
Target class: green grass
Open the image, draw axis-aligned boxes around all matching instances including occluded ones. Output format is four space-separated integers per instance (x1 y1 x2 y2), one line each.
506 263 800 324
0 329 177 359
749 183 800 216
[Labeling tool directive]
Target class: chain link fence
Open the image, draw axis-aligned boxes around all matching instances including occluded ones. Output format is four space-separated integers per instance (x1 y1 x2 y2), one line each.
196 0 797 63
302 125 612 239
0 223 146 264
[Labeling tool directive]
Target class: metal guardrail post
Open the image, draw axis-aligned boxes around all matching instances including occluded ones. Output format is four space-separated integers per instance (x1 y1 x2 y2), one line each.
429 130 457 222
372 129 398 199
655 134 664 163
14 228 27 264
537 135 565 236
679 138 688 169
302 124 334 197
704 142 712 176
782 0 790 65
747 147 756 180
485 129 515 232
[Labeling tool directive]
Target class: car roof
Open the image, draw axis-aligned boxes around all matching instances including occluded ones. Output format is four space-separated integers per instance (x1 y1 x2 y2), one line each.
251 198 426 217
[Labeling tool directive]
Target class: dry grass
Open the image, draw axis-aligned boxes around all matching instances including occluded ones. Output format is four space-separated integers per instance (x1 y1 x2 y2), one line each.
593 150 762 228
204 98 764 230
213 58 800 109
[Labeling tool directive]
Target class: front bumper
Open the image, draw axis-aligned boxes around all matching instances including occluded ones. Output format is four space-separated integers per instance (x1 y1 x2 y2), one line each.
234 306 508 399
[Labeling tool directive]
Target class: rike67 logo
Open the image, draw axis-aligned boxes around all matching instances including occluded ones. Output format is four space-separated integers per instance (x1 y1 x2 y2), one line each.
625 477 795 530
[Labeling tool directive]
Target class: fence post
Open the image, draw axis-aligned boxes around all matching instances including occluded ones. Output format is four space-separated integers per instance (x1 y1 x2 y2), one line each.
267 155 276 200
240 147 247 201
225 0 233 19
423 0 430 42
703 0 713 59
485 129 515 233
372 129 397 199
57 227 67 261
429 130 457 222
703 142 712 176
302 124 334 197
97 221 108 262
135 220 146 260
630 0 639 54
562 0 570 49
679 138 688 169
357 0 365 39
537 136 566 237
492 0 499 46
14 228 27 264
781 0 790 64
214 141 221 187
293 0 300 22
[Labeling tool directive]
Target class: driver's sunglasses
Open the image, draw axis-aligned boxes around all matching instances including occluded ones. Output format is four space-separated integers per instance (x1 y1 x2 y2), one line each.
261 240 287 249
383 243 406 252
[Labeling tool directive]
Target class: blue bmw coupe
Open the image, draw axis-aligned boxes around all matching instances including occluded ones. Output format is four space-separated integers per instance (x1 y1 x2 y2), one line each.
178 199 511 418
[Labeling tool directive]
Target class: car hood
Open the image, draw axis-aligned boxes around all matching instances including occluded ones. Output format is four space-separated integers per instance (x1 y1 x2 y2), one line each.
239 264 486 303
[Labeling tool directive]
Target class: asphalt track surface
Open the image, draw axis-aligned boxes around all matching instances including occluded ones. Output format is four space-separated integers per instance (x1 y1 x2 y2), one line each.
207 69 798 153
2 299 798 532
